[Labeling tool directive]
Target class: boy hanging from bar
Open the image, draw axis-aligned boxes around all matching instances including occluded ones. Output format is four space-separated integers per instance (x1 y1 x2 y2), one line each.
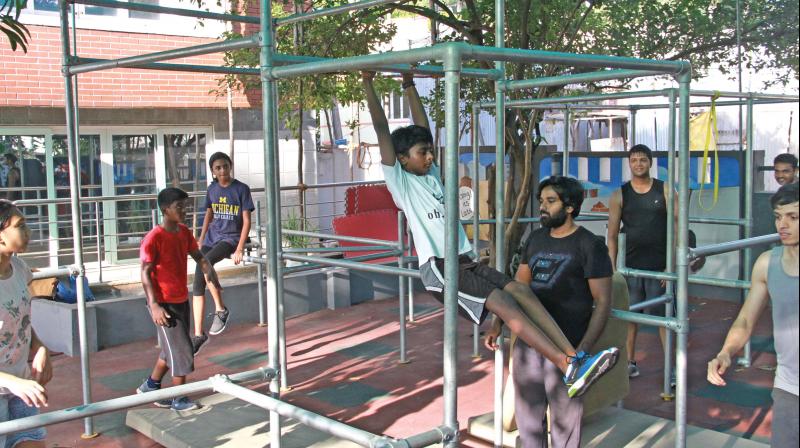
362 72 619 397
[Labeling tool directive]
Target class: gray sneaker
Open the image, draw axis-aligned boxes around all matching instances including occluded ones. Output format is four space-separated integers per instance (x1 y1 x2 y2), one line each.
136 379 171 408
191 333 208 356
628 361 641 378
171 396 199 411
208 308 230 335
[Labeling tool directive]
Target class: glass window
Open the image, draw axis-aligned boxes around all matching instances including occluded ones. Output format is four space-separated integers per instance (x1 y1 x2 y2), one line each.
32 0 59 13
112 135 156 257
164 133 207 230
129 0 160 20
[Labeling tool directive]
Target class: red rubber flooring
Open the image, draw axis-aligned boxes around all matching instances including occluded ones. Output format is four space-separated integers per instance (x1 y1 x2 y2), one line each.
38 293 776 447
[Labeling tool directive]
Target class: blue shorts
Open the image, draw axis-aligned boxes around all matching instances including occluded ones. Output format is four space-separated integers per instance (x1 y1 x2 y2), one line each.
0 395 46 448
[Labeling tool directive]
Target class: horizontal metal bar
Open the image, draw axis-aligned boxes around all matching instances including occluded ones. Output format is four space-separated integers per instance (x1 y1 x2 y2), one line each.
282 245 396 253
619 267 752 289
279 179 384 191
0 368 273 435
69 36 259 75
629 294 673 312
74 57 260 76
611 309 682 331
690 234 780 259
273 53 499 79
282 253 421 279
276 0 398 27
31 266 77 279
502 69 662 91
689 217 747 226
690 90 799 100
212 379 406 447
405 427 448 447
282 229 400 248
281 250 402 275
68 0 260 24
633 98 799 110
480 89 673 108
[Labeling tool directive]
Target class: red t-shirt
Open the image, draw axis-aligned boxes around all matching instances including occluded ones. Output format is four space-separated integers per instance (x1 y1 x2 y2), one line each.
140 224 198 303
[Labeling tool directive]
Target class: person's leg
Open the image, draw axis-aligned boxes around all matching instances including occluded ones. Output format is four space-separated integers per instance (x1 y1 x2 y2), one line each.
486 290 571 373
192 245 214 337
6 397 47 448
149 358 169 383
512 342 549 448
544 353 584 448
503 281 575 355
625 276 646 373
771 388 799 447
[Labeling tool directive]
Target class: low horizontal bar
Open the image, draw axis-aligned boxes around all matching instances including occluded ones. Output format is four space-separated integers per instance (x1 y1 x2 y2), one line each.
74 57 259 76
68 0 260 24
273 53 498 79
611 309 682 331
69 36 259 75
31 266 77 280
282 245 396 253
502 69 662 91
689 217 747 226
633 98 799 110
479 89 672 108
618 267 752 290
282 253 421 278
213 379 407 447
282 229 400 248
0 368 273 435
690 233 780 259
404 426 448 447
281 250 402 275
276 0 399 27
629 294 673 312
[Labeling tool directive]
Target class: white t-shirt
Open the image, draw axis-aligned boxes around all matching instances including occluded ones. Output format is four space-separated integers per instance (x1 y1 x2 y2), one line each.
382 162 472 263
0 256 33 395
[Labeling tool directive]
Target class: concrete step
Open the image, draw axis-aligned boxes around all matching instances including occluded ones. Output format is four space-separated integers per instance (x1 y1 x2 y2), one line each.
467 406 769 447
126 392 362 448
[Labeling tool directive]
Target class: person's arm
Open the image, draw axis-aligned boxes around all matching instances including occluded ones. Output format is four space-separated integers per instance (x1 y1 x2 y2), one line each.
0 372 47 407
233 209 251 265
29 330 52 386
362 72 396 166
190 248 222 292
141 261 170 327
577 276 612 354
198 208 213 246
606 189 623 270
402 73 428 130
707 251 771 386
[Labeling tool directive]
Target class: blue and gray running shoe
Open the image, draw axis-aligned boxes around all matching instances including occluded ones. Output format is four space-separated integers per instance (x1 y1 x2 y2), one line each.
171 396 199 411
564 347 620 398
136 379 171 408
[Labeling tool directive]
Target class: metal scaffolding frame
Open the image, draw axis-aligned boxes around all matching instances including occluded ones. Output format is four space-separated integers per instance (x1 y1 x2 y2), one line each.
20 0 795 447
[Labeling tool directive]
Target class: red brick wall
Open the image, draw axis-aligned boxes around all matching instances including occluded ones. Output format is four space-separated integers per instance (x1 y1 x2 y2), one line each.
0 25 261 109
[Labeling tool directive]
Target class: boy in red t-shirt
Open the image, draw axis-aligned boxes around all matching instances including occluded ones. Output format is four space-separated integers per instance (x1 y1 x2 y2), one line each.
136 187 221 411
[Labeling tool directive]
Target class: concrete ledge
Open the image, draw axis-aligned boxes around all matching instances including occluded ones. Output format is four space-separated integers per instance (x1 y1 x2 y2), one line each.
467 407 768 447
31 299 98 357
126 392 362 448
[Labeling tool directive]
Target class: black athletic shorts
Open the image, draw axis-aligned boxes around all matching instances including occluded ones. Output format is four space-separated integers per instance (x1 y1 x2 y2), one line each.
419 254 513 325
147 301 194 377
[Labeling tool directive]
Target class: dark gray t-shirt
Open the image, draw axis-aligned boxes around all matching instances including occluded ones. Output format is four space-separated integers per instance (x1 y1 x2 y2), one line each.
204 179 254 247
522 226 613 346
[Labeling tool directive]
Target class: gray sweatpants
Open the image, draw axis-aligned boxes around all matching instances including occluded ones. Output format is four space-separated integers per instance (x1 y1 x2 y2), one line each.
772 388 798 448
513 342 583 448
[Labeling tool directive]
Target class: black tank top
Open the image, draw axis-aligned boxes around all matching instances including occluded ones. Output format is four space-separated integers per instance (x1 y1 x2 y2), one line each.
621 179 667 270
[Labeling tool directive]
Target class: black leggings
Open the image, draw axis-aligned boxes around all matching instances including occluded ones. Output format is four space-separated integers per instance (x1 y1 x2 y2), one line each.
192 241 235 296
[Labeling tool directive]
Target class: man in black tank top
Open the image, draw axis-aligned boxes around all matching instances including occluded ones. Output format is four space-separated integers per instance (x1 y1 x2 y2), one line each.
607 145 677 379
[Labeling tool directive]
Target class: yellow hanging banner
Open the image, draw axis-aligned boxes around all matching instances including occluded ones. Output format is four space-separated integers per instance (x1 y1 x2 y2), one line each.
688 92 720 210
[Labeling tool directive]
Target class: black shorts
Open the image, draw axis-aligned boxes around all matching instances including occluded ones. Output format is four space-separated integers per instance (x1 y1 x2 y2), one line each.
147 301 194 377
420 254 513 325
193 242 236 296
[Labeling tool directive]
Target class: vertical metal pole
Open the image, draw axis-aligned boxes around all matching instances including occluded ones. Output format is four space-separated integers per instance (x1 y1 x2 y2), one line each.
674 71 692 448
255 201 266 327
663 90 677 400
738 97 754 367
442 48 462 447
630 107 637 147
397 211 408 364
58 0 95 437
95 203 103 283
493 334 505 448
259 0 281 444
472 104 481 358
407 230 415 322
562 106 570 176
494 0 506 272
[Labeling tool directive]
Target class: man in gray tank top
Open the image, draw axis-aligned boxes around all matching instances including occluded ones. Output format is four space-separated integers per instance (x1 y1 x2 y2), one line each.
708 182 798 447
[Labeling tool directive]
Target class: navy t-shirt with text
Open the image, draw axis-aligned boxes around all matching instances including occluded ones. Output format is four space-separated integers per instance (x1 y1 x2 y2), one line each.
204 179 255 247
